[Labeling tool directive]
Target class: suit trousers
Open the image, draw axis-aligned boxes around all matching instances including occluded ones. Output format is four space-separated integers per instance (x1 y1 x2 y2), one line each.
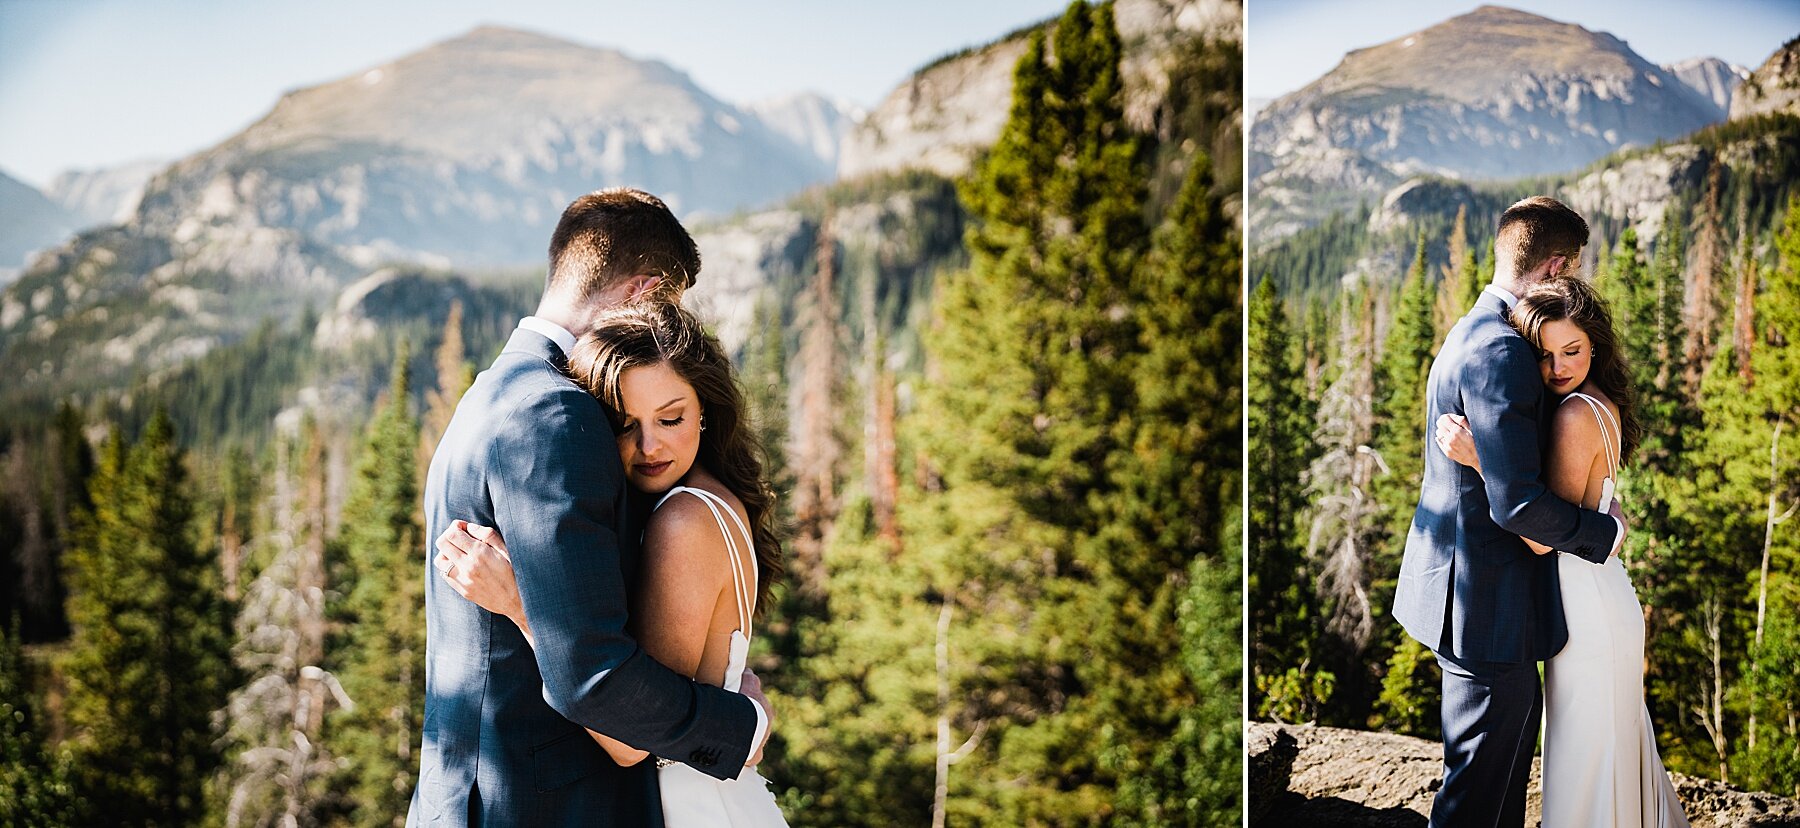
1431 652 1542 828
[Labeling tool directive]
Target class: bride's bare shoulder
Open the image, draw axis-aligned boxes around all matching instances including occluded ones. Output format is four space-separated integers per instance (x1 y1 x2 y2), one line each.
1551 394 1604 446
642 491 729 569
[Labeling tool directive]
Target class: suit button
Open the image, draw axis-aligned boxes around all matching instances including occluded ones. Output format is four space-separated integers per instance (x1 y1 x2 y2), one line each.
689 748 718 767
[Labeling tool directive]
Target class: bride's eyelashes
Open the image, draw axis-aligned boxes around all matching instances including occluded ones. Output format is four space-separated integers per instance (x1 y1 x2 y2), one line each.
615 415 687 432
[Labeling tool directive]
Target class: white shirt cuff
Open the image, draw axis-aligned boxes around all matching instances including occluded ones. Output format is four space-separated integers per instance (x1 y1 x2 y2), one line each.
748 697 768 766
1610 515 1626 557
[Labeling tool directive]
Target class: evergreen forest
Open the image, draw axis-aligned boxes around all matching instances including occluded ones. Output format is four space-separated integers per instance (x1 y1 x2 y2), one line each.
0 2 1244 825
1249 112 1800 798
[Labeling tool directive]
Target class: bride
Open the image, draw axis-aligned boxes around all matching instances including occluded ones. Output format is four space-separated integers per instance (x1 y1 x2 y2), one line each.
438 300 789 826
1437 276 1687 828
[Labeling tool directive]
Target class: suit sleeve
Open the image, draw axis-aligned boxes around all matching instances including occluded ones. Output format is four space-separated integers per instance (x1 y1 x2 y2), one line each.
1463 335 1619 564
489 386 757 779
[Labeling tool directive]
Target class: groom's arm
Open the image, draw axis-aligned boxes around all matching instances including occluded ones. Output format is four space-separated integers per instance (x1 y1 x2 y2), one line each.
489 385 759 779
1463 336 1619 564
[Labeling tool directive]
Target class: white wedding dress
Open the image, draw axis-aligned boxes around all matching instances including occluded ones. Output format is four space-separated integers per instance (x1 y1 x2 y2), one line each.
650 486 789 828
1542 392 1688 828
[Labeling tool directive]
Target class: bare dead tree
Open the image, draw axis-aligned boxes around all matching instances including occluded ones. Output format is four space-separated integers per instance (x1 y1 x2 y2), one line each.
1734 202 1758 383
1690 595 1731 785
1304 291 1385 653
1685 161 1726 395
420 300 470 479
221 427 352 828
860 264 901 554
1748 420 1797 752
931 596 985 828
788 220 845 601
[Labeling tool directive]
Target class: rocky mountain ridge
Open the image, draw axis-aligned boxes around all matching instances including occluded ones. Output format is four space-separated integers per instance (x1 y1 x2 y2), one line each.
837 0 1239 181
47 159 166 228
1666 57 1749 117
1732 35 1800 120
1250 5 1729 245
130 25 836 269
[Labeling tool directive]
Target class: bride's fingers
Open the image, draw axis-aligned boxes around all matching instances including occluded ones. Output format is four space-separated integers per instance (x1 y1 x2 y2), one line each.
439 521 483 555
435 536 468 571
467 523 509 557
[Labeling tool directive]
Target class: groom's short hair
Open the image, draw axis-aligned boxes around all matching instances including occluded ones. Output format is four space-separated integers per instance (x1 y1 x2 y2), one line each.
547 188 701 298
1494 196 1588 279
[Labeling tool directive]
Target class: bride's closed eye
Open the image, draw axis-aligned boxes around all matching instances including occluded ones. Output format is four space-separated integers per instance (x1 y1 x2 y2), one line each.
616 415 686 432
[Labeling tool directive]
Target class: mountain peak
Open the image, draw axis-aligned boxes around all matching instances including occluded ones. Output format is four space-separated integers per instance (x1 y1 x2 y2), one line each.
1314 5 1672 106
1251 4 1726 238
435 24 595 53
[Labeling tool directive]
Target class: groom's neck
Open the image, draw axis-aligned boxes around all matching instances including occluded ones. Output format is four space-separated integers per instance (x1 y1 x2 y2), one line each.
532 302 592 339
1490 272 1527 299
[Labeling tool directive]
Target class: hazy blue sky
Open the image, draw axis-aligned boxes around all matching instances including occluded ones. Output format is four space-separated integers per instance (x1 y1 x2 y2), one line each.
1248 0 1800 101
0 0 1071 188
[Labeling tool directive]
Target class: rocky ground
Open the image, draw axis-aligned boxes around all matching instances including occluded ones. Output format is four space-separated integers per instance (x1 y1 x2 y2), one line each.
1248 722 1800 827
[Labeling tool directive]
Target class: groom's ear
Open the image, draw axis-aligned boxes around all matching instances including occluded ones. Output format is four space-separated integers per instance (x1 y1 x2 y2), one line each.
618 274 662 303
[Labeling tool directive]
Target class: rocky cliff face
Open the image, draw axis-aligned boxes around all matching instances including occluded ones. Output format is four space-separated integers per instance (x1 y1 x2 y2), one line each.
837 0 1239 182
1732 36 1800 120
745 93 861 171
132 25 834 269
1666 57 1748 118
46 159 166 228
1251 6 1726 244
1249 722 1800 828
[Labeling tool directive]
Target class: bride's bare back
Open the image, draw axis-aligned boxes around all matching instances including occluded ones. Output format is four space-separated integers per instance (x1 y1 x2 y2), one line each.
634 467 760 690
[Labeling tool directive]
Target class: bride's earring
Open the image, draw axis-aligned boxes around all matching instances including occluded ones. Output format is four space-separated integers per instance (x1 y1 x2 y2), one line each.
699 415 706 432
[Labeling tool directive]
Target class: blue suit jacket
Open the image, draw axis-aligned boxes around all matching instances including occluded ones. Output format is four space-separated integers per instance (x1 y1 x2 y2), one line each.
1393 290 1619 664
407 329 757 827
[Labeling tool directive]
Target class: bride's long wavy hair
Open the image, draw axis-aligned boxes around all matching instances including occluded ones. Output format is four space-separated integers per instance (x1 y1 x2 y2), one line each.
566 301 783 615
1512 276 1643 463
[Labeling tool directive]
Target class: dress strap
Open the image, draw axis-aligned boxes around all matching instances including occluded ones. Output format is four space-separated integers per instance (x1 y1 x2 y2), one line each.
653 486 757 639
1560 392 1619 478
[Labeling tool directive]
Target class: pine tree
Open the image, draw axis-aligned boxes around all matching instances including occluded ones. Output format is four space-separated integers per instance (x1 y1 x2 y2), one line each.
1643 217 1695 468
1434 205 1478 343
1102 150 1240 825
0 617 78 826
821 2 1164 821
1362 234 1440 731
1738 195 1800 793
420 300 473 477
62 410 234 827
331 348 425 828
1248 277 1325 721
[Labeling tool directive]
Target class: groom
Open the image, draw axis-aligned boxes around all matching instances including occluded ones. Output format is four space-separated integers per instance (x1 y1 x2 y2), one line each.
1393 196 1627 828
408 188 770 826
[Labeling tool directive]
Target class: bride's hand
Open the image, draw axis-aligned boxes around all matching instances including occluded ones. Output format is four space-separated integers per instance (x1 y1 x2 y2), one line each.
435 520 526 630
1434 413 1481 472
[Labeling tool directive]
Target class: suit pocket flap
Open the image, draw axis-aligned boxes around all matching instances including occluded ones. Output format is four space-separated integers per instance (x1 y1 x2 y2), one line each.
532 730 602 793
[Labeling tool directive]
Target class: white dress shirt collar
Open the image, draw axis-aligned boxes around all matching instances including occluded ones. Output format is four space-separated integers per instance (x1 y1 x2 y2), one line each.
1483 283 1521 308
518 316 577 357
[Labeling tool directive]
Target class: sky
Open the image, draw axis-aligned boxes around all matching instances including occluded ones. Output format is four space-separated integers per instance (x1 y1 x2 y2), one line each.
0 0 1072 189
1247 0 1800 102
